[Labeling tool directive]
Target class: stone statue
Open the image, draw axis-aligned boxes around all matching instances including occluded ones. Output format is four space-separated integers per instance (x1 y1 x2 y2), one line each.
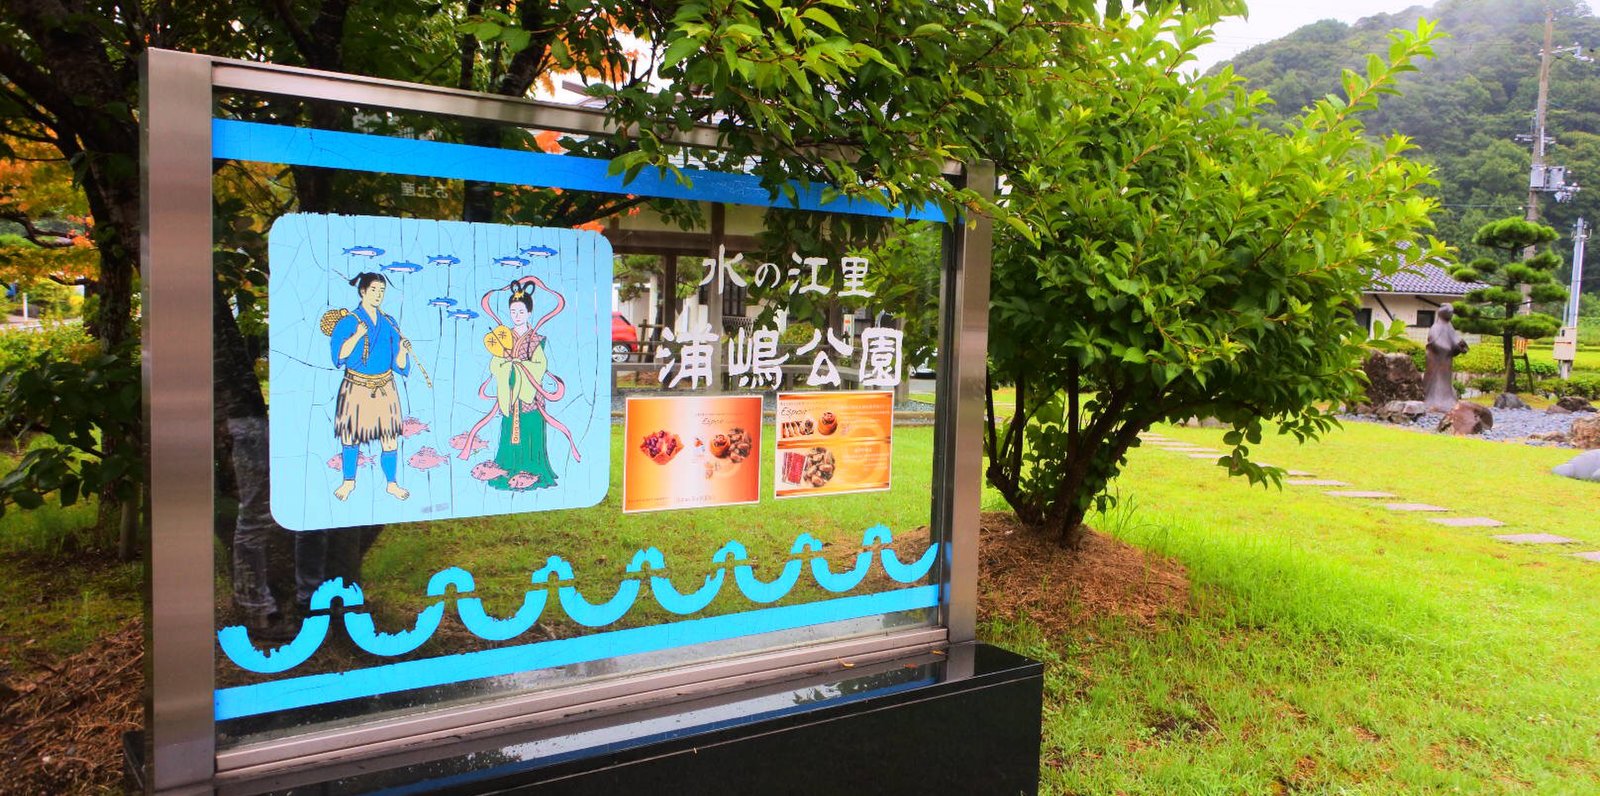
1423 303 1469 412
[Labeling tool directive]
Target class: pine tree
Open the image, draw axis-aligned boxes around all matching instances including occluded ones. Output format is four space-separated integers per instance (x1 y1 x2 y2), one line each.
1448 217 1567 393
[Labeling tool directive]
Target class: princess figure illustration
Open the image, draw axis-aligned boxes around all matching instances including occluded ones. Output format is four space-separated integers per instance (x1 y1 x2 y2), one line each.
459 275 583 491
325 272 415 501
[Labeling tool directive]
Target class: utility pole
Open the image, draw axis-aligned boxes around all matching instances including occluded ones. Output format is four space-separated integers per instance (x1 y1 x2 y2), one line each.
1517 6 1585 316
1559 217 1587 379
1525 8 1555 233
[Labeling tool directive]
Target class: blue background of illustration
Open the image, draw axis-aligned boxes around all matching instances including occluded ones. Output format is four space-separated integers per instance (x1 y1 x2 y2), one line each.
267 213 612 531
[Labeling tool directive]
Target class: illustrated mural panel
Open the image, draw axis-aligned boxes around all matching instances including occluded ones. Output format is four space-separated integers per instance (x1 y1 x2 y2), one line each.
267 213 612 531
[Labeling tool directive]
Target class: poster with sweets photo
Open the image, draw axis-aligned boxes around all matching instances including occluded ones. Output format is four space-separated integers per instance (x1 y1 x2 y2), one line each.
773 391 893 499
622 395 762 513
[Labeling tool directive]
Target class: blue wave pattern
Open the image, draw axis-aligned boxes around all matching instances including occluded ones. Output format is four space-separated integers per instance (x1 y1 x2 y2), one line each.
219 526 938 674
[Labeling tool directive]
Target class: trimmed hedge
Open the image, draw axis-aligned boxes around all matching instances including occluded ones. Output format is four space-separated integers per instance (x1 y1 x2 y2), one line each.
1451 343 1558 378
1537 376 1600 399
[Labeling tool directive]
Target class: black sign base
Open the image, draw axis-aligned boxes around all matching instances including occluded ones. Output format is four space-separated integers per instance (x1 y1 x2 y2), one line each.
131 642 1043 795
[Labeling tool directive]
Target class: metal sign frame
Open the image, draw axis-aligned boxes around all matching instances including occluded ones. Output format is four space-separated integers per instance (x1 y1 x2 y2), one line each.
140 47 991 792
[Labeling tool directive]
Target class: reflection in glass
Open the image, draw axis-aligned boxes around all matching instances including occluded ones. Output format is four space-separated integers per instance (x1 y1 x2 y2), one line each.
209 101 948 749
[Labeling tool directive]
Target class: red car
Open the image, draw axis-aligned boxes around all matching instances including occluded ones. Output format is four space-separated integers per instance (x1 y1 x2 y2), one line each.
611 312 639 362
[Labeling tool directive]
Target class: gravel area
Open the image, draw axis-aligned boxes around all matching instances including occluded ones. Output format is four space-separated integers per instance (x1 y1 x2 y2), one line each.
1344 408 1595 446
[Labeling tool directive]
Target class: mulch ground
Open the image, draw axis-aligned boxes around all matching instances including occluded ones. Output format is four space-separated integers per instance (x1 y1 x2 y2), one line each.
977 511 1191 637
0 512 1186 793
0 618 142 794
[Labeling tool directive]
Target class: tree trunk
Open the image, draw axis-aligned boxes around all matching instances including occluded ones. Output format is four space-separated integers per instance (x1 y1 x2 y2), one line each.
81 161 142 547
1503 332 1517 394
118 482 140 561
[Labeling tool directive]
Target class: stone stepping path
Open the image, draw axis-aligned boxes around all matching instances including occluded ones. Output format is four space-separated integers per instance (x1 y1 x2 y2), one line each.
1428 517 1506 528
1572 552 1600 562
1141 434 1568 554
1493 533 1577 545
1385 503 1448 512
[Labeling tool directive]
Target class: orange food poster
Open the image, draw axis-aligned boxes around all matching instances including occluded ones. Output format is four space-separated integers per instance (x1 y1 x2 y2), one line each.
774 391 893 499
622 396 763 513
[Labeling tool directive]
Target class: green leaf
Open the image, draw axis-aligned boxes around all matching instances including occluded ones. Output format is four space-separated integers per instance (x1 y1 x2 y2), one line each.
660 36 703 69
801 7 844 35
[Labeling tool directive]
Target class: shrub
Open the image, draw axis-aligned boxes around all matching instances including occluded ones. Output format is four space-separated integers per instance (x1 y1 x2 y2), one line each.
0 323 96 374
1466 375 1502 394
1452 343 1557 379
1370 337 1426 372
1541 376 1600 399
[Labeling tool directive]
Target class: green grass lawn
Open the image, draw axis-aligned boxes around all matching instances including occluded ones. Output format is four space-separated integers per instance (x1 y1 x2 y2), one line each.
981 420 1600 794
0 447 141 675
7 408 1600 792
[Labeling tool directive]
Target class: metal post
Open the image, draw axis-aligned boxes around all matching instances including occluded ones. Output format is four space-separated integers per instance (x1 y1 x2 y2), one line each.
1567 218 1586 328
707 204 724 394
140 49 218 794
941 162 994 643
1562 218 1587 380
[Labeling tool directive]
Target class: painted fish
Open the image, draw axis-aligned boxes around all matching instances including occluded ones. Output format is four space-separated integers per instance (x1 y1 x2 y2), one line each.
400 416 429 438
343 245 385 257
427 254 461 266
450 432 488 454
493 256 529 268
506 471 540 490
382 261 424 274
470 460 509 482
447 308 479 320
408 446 447 470
519 244 558 258
326 452 376 470
427 297 458 308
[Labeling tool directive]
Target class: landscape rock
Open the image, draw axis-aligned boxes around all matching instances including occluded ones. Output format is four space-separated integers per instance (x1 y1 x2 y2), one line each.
1362 352 1424 407
1556 395 1597 413
1377 400 1428 424
1529 430 1568 443
1572 417 1600 449
1437 401 1494 436
1547 404 1573 415
1552 449 1600 482
1492 392 1530 410
1182 416 1226 429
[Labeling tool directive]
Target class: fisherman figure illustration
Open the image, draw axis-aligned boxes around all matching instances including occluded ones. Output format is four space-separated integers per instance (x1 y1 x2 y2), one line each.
324 272 416 501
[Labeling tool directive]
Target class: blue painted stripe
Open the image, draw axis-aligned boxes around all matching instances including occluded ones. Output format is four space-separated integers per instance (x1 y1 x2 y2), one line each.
214 585 939 720
211 119 945 222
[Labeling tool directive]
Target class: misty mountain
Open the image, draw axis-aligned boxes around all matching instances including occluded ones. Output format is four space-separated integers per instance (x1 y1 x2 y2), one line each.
1218 0 1600 295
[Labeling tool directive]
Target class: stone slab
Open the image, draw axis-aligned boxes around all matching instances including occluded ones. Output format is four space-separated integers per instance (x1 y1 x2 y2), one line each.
1285 470 1315 477
1285 479 1349 486
1427 517 1505 528
1384 503 1449 512
1492 533 1577 545
1571 551 1600 562
1324 491 1397 499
